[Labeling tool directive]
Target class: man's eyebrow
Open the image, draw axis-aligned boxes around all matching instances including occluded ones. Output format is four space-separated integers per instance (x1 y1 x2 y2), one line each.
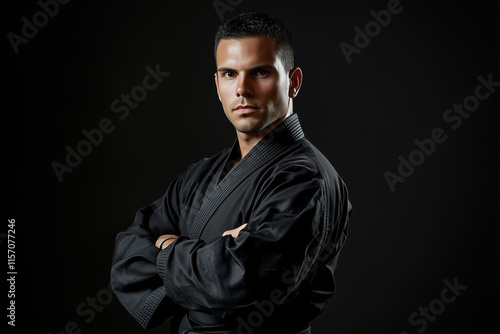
217 65 276 72
217 67 234 72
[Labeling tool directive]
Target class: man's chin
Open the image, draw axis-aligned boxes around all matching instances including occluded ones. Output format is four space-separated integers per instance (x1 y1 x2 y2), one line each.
235 126 264 134
232 119 266 134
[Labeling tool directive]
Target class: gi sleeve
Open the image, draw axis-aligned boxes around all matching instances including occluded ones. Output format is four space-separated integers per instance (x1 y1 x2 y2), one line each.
110 173 186 329
156 162 349 318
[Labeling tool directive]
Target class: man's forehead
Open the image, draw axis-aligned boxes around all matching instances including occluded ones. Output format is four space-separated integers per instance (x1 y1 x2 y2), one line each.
216 36 279 68
217 36 276 59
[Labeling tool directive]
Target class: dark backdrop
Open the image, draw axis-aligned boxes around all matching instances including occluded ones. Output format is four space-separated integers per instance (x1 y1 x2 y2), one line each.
4 0 499 333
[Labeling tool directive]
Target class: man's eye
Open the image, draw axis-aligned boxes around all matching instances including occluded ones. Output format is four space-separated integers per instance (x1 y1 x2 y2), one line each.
222 72 234 78
255 70 269 76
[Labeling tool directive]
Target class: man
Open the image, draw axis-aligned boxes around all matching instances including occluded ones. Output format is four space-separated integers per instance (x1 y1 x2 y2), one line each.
111 11 351 334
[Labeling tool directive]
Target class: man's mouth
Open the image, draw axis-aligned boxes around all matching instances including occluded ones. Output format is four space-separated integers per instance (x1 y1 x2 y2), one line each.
234 105 259 114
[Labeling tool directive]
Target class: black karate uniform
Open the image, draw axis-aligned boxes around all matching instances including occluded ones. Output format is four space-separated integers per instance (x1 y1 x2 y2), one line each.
110 114 352 333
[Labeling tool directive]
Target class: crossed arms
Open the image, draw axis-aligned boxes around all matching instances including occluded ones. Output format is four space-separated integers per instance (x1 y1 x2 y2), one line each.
155 223 247 250
110 158 346 329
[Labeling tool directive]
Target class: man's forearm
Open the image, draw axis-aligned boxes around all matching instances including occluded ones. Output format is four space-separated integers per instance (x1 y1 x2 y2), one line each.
155 223 247 250
152 223 247 311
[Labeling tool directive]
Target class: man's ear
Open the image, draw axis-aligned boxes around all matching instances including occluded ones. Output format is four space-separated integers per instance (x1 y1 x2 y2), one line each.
288 67 303 98
214 72 222 102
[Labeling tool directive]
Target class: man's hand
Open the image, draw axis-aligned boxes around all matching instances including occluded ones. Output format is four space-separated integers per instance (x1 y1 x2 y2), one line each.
155 234 179 250
222 223 247 238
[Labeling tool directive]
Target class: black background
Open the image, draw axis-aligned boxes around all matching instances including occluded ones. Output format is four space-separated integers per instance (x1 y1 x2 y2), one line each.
4 0 499 333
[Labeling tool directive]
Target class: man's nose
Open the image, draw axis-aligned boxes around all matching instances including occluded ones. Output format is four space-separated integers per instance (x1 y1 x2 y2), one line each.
236 74 254 97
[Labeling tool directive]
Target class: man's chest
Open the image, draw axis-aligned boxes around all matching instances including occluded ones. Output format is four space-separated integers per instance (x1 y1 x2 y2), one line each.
177 171 264 242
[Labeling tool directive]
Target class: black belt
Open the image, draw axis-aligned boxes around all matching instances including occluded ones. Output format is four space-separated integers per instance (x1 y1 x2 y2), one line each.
178 312 311 334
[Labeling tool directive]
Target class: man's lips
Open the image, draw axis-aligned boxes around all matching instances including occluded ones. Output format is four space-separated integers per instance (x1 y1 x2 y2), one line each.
233 105 259 114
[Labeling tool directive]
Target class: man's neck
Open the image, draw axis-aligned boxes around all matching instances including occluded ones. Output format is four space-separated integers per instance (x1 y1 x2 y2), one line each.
236 110 293 163
236 125 276 161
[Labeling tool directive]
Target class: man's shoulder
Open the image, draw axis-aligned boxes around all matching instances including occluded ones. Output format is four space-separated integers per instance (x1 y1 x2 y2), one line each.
276 138 339 178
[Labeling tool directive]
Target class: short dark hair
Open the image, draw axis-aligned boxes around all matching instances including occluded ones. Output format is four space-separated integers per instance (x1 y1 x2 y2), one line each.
214 11 294 71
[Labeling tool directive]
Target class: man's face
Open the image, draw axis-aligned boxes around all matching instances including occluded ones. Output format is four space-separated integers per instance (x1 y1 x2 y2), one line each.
215 36 291 134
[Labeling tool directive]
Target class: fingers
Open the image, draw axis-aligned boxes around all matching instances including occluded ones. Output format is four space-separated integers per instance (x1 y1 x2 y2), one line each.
155 237 164 248
155 234 178 248
236 223 248 235
222 223 248 238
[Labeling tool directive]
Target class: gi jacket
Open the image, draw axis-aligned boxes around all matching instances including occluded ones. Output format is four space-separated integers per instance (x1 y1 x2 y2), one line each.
110 114 352 332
